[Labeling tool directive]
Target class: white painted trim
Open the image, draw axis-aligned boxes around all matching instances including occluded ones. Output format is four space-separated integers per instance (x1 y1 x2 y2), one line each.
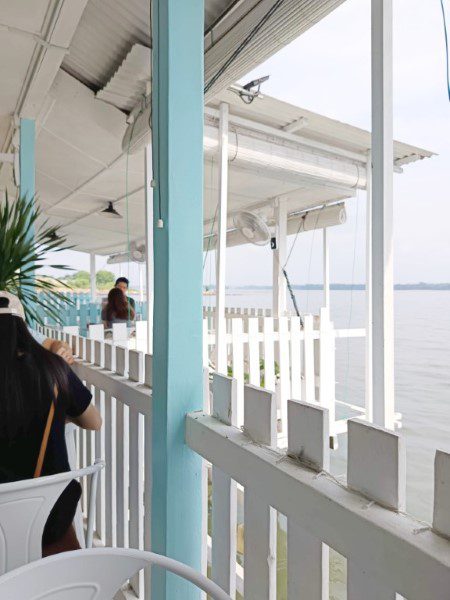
371 0 395 429
272 198 287 317
215 102 229 373
322 228 330 309
145 144 154 355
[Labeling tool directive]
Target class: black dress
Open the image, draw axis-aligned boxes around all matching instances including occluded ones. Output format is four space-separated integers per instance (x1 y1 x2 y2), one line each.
0 368 92 545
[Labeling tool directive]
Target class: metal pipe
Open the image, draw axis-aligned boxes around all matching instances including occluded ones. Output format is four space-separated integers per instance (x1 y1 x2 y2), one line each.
215 103 229 373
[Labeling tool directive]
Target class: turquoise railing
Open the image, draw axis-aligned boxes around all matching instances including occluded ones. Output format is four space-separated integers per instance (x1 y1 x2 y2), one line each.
36 292 146 336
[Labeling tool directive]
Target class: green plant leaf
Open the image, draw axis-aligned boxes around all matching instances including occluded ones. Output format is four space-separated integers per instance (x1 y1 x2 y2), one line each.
0 193 74 325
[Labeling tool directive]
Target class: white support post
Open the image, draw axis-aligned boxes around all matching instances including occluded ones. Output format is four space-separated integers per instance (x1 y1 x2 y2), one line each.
144 144 154 355
371 0 395 429
365 151 373 422
139 263 144 303
90 253 96 302
272 198 287 318
322 228 330 309
215 102 229 373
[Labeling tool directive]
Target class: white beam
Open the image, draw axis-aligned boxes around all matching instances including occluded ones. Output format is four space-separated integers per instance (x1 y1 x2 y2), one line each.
89 252 96 301
20 0 89 119
144 144 154 355
283 116 309 133
139 263 144 303
215 102 229 373
371 0 395 429
365 151 373 422
323 228 330 309
0 153 14 164
272 198 287 317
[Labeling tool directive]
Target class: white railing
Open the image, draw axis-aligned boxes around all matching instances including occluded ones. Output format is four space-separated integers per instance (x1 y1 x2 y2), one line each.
40 304 367 446
188 372 450 600
203 308 366 443
41 326 153 600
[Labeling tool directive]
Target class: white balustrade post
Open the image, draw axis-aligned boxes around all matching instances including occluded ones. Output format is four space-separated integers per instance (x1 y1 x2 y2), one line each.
287 400 330 600
365 150 373 422
144 143 154 355
347 418 404 598
243 385 277 600
371 0 395 429
272 198 287 318
211 374 237 597
215 102 229 374
323 228 330 309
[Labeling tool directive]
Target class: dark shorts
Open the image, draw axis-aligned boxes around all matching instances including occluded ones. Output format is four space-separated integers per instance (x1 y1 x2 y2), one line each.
42 480 82 546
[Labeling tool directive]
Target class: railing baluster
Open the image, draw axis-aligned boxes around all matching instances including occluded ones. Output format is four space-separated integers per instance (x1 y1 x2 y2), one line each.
248 318 260 386
116 399 126 548
144 412 152 596
243 384 277 600
319 308 336 443
231 319 244 427
287 400 330 599
129 408 144 595
347 419 404 599
104 393 116 547
211 373 237 597
290 317 302 400
303 314 315 403
278 316 290 440
263 317 275 393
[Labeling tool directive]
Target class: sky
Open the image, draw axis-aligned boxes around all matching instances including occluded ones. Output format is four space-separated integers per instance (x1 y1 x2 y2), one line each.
46 0 450 287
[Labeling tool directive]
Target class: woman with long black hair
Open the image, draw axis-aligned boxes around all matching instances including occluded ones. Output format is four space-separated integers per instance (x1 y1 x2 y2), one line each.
101 286 135 329
0 293 102 555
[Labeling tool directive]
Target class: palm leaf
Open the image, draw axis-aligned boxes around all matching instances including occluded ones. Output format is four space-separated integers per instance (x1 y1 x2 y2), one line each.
0 193 75 325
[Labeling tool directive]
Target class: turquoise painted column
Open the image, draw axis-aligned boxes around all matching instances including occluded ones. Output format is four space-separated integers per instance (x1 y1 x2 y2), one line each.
151 0 204 599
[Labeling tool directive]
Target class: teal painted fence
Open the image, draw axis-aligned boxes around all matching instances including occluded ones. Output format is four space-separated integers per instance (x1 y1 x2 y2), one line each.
36 292 147 335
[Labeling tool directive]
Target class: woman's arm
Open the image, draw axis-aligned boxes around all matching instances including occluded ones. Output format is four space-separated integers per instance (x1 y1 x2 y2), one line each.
69 404 102 431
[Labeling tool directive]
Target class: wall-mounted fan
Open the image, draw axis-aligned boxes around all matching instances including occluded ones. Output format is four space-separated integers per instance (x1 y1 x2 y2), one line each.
233 210 271 246
107 242 146 264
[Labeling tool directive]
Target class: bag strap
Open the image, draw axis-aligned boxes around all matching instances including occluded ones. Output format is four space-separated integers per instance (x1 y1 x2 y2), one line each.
33 401 56 479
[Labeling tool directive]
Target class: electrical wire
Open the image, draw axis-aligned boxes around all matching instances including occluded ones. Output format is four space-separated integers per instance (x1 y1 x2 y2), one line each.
440 0 450 101
204 0 285 95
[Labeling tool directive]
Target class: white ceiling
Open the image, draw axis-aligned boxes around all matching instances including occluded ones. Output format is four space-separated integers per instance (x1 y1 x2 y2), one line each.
28 68 432 255
0 0 434 257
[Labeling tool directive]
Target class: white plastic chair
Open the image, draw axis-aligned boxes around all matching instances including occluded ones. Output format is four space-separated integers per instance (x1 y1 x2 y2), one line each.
0 548 232 600
0 461 104 575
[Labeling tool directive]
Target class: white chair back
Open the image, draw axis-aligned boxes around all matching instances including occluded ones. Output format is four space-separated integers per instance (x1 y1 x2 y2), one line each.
0 548 232 600
0 462 104 575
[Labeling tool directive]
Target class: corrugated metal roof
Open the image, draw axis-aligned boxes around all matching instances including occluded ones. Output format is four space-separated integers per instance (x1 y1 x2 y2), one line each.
62 0 151 91
96 44 151 112
62 0 345 101
204 0 346 100
209 89 435 163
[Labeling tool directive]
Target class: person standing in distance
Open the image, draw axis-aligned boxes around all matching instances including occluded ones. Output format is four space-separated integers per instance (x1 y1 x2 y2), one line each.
115 277 135 311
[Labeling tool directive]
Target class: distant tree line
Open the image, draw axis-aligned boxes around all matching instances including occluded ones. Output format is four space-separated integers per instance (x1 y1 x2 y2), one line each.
61 270 116 291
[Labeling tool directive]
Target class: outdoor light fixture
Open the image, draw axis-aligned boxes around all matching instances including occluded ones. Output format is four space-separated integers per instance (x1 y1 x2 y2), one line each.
235 75 270 104
100 202 122 219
